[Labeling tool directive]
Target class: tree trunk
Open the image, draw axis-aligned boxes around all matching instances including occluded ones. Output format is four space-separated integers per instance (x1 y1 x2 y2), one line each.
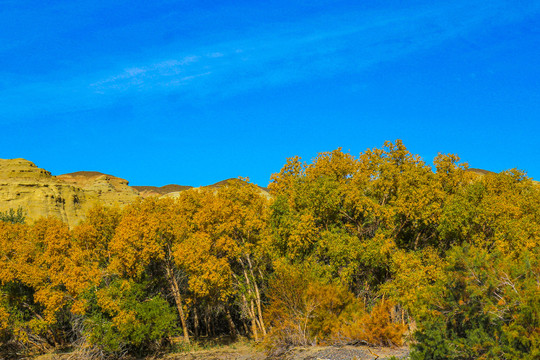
194 306 200 339
242 266 265 338
241 292 259 341
251 315 259 342
210 315 215 337
246 255 266 335
165 263 190 344
225 307 237 339
24 303 60 347
204 313 210 337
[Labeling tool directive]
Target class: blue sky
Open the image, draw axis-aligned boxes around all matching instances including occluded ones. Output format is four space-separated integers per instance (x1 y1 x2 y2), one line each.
1 0 539 186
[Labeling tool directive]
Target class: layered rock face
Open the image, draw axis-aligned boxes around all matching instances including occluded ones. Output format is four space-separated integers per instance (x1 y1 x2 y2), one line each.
0 160 140 227
0 159 271 227
57 171 139 206
0 159 91 226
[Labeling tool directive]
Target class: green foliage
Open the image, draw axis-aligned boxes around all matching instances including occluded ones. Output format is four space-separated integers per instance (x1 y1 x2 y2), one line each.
84 279 178 355
269 142 539 359
410 246 540 360
0 208 25 224
268 142 456 294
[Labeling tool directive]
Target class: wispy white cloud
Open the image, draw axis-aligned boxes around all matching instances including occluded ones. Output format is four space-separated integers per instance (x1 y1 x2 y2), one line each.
89 55 201 92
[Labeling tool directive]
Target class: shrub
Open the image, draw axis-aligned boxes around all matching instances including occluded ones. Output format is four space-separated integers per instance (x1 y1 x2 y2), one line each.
411 246 540 360
0 208 25 224
263 262 406 355
83 279 178 357
331 299 406 347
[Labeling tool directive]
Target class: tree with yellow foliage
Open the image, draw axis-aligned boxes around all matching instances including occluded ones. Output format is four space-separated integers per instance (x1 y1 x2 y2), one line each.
108 197 191 344
173 179 271 341
0 217 101 352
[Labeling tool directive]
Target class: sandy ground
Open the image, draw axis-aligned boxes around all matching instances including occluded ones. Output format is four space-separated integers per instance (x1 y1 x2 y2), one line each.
165 345 409 360
30 343 409 360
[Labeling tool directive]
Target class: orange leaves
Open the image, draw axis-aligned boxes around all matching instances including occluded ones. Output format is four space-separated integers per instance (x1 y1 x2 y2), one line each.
174 181 270 302
29 218 100 300
170 181 271 340
109 198 177 277
103 180 271 343
0 215 106 352
0 292 9 331
0 221 29 284
331 299 406 347
264 263 406 350
174 232 234 300
1 141 537 356
72 205 121 265
34 288 65 324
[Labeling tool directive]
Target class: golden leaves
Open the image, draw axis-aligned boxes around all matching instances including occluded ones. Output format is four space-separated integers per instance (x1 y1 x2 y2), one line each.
173 180 270 303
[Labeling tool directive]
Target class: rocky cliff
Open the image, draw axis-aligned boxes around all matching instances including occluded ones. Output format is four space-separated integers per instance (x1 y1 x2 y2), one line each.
0 159 92 226
0 159 270 227
0 160 142 227
57 171 139 206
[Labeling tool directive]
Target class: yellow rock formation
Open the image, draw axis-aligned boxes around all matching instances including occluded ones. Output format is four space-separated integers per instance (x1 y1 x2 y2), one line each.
0 159 138 227
0 159 271 227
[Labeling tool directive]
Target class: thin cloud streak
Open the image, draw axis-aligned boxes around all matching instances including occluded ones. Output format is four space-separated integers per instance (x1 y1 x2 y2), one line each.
89 56 202 93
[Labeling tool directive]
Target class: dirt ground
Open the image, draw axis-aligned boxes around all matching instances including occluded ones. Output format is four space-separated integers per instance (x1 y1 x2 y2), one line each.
165 344 409 360
30 343 409 360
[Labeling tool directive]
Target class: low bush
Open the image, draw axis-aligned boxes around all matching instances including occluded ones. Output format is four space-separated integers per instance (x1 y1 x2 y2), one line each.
83 279 178 357
263 263 405 356
411 246 540 360
331 299 406 347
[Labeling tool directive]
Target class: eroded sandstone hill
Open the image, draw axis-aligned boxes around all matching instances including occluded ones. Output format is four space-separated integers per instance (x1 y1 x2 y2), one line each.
0 159 92 226
57 171 139 205
0 159 144 227
0 159 269 227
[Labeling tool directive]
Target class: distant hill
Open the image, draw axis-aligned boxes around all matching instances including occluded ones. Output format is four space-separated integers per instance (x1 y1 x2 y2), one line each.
467 168 496 176
132 184 193 198
134 178 270 198
60 171 113 177
204 178 269 192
